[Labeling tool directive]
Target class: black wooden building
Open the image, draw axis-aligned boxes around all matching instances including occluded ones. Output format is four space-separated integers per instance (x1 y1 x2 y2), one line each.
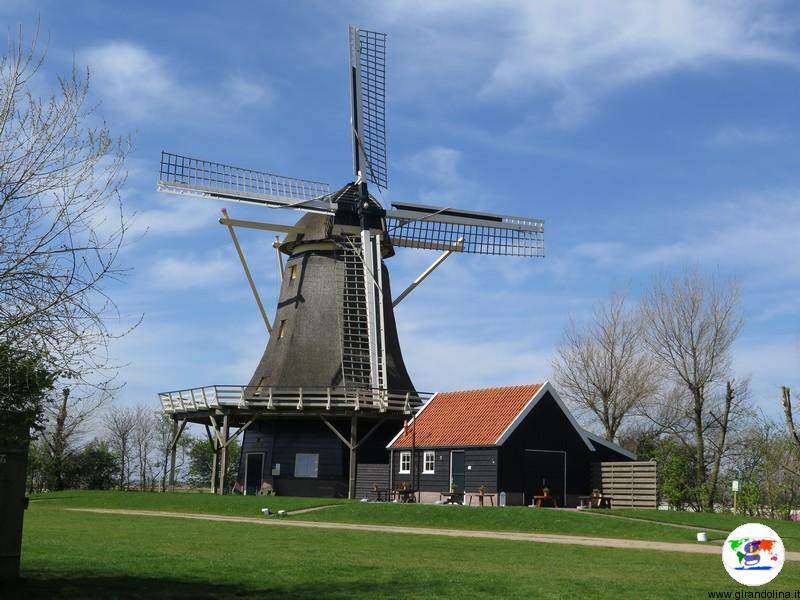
386 382 634 506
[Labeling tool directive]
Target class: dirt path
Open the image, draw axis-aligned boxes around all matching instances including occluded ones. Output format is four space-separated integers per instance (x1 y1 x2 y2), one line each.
285 504 341 515
65 507 800 561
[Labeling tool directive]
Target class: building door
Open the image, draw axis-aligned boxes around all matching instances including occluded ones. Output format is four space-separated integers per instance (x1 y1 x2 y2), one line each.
450 450 465 501
245 452 265 496
523 450 566 506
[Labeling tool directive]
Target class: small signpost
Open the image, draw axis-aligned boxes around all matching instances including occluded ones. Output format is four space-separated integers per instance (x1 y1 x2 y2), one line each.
732 480 739 513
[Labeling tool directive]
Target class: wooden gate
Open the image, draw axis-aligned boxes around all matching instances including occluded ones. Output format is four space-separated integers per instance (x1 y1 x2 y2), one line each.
590 460 657 508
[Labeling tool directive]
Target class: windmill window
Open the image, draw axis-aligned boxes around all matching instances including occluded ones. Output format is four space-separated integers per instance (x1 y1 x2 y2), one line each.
294 453 319 478
422 451 435 474
288 264 297 281
399 451 411 474
278 320 286 339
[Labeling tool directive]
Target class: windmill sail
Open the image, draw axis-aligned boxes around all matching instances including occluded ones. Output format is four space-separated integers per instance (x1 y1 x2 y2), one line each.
349 26 388 189
158 152 334 214
385 202 545 257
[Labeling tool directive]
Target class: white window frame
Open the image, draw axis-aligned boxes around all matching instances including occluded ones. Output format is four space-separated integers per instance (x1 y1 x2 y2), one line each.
294 453 319 478
399 451 411 474
422 451 435 474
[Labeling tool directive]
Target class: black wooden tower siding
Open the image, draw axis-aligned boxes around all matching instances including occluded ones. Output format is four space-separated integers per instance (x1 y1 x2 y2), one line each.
237 184 419 497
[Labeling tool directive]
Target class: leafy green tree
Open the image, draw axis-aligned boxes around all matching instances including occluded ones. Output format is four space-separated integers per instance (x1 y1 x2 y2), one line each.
0 344 57 446
187 438 240 491
73 440 119 490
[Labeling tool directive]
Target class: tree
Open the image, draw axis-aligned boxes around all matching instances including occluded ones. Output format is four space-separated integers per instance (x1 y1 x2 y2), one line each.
73 440 118 490
642 269 743 511
153 414 190 492
187 437 240 491
0 27 132 581
0 343 57 445
104 405 136 489
552 293 657 441
40 386 106 490
0 343 56 580
131 405 155 491
0 28 132 378
735 417 800 520
781 386 800 451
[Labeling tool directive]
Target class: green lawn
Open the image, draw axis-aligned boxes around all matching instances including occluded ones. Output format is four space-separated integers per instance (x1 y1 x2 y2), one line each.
290 501 730 545
29 489 345 516
601 508 800 551
30 491 727 545
10 505 800 599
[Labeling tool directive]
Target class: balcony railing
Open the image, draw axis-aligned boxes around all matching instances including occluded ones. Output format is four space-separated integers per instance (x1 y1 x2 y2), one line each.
159 385 430 415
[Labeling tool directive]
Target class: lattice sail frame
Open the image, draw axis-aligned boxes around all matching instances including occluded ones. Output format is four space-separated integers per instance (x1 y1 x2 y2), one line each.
349 26 388 189
158 152 334 214
385 202 545 257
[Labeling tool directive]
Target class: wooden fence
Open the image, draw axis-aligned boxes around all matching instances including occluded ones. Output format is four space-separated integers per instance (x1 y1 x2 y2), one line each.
590 461 657 508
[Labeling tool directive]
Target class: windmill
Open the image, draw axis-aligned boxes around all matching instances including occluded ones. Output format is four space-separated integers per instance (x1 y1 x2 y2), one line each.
157 26 545 499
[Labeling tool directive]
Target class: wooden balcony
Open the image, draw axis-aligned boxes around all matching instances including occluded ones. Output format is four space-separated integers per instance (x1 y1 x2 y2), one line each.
158 385 429 416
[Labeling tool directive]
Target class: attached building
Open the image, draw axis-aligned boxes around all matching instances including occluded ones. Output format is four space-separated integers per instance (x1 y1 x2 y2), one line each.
386 382 635 506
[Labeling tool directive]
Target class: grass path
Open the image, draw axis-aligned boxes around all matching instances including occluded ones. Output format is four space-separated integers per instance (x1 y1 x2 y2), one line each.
581 509 730 533
67 507 800 560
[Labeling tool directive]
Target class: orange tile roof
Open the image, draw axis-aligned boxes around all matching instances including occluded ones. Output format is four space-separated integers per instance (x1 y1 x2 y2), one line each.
390 384 543 448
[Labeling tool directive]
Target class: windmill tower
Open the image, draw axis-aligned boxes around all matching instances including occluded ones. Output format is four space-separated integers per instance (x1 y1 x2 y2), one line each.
157 26 544 499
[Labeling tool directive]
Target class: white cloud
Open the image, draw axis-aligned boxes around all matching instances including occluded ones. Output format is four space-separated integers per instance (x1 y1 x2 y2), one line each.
708 126 782 146
224 75 274 109
400 146 462 185
84 42 176 119
396 145 492 207
82 41 274 122
150 252 237 290
372 0 797 125
563 191 800 287
126 198 221 238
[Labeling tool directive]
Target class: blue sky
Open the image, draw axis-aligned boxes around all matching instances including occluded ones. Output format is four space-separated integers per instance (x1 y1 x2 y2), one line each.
5 1 800 422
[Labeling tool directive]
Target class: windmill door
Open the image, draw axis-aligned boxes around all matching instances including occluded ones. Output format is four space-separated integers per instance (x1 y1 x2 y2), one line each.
450 451 465 501
523 450 566 506
245 452 265 496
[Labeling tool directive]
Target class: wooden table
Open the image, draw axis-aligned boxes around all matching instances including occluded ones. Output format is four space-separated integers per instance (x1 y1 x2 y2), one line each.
439 492 461 504
395 488 417 503
579 495 612 509
532 495 558 508
374 488 395 502
467 493 494 507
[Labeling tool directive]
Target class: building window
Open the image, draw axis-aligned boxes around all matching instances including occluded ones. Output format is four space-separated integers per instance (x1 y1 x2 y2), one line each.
294 453 319 478
278 320 286 338
423 451 435 474
399 451 411 474
288 264 298 281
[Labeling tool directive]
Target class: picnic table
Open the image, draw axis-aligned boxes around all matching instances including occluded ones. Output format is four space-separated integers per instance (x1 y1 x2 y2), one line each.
532 495 558 508
439 491 461 504
466 493 494 507
579 495 612 509
395 488 417 503
374 488 395 502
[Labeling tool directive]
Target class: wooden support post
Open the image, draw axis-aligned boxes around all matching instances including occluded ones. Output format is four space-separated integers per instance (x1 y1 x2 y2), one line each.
220 208 272 333
219 414 230 495
207 422 220 495
348 415 358 500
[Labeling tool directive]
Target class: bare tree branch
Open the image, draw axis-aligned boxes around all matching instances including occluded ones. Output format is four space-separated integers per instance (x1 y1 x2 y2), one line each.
0 26 136 384
552 292 658 441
